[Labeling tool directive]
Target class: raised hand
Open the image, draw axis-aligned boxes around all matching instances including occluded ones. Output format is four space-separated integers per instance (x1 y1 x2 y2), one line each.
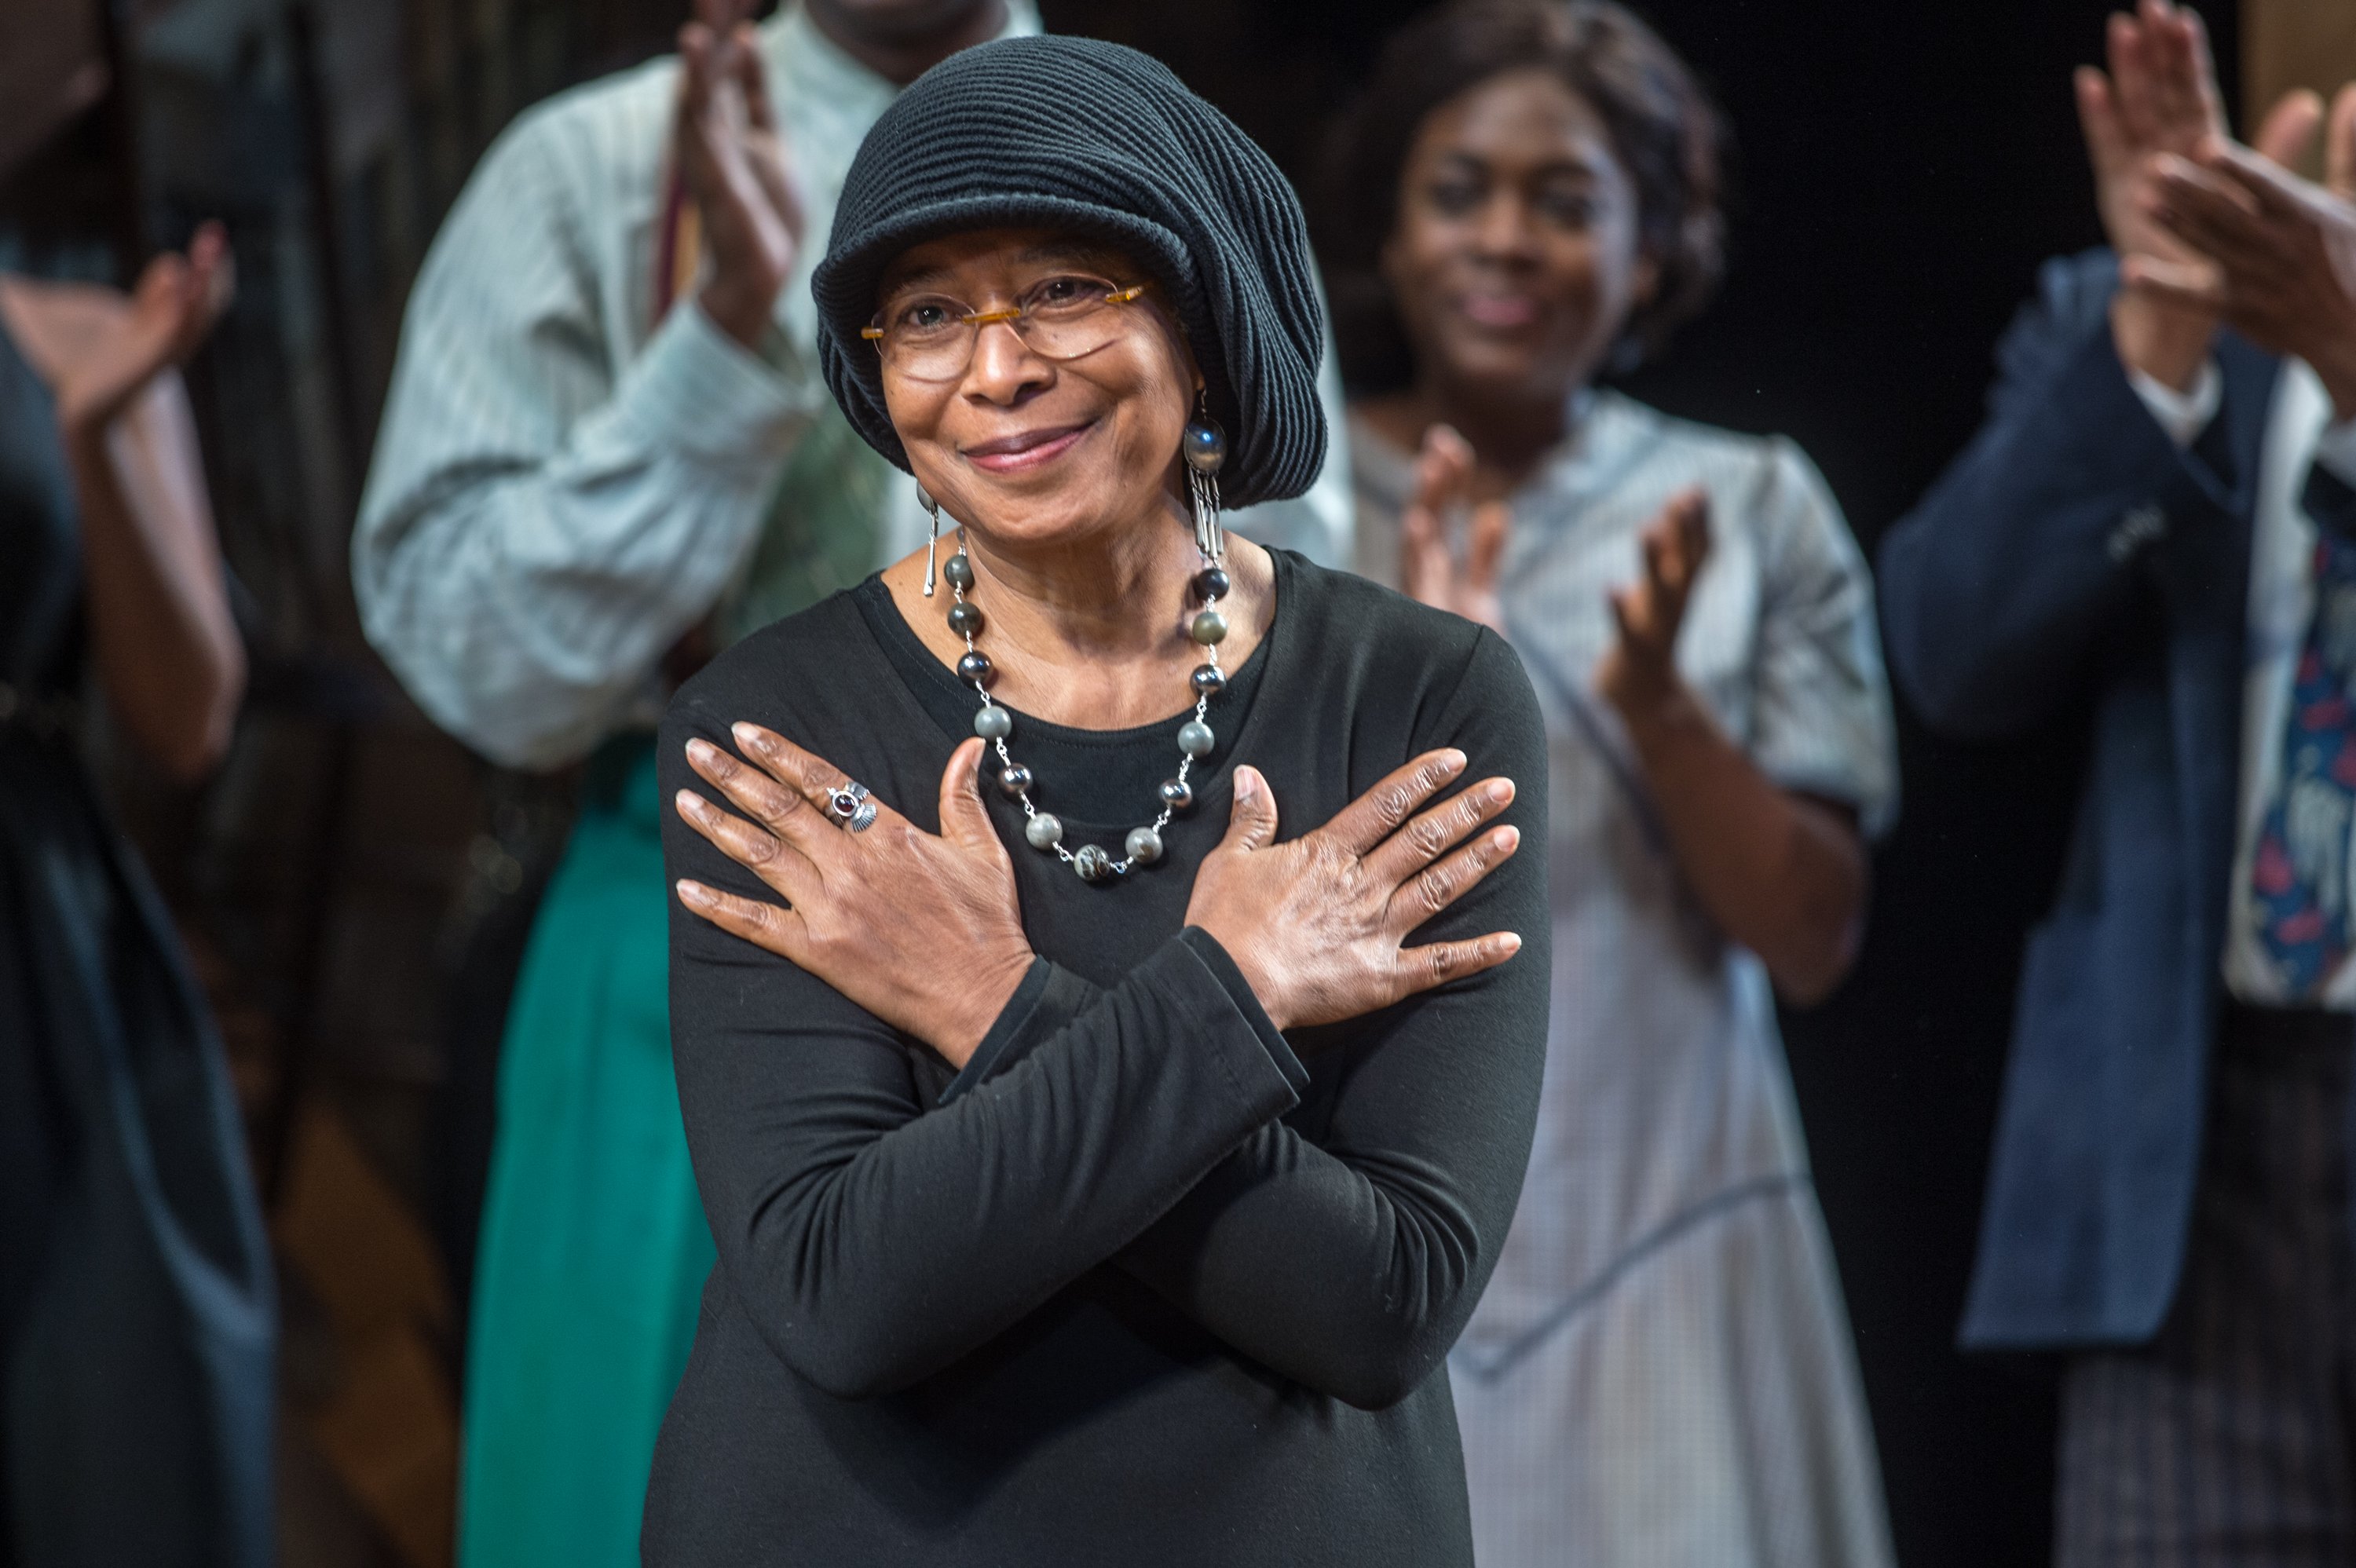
2077 2 2224 267
52 221 232 437
1398 424 1511 634
1183 751 1523 1033
2077 2 2328 387
673 726 1036 1066
1596 487 1709 718
2136 86 2356 418
678 0 804 348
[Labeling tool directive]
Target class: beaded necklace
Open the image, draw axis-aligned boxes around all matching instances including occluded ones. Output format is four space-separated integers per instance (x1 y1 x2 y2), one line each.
943 537 1232 883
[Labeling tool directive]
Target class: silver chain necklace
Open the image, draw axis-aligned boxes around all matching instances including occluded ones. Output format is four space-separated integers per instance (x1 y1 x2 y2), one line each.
944 528 1232 883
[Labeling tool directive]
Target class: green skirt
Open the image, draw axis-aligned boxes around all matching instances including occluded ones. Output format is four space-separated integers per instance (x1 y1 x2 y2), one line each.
457 737 714 1568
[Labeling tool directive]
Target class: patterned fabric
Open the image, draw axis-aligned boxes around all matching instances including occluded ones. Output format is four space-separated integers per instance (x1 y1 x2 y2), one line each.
2056 1007 2356 1566
2247 531 2356 996
1352 393 1898 1568
2196 356 2356 1006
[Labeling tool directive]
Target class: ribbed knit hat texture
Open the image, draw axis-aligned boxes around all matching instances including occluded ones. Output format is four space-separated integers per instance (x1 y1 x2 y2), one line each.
811 35 1327 508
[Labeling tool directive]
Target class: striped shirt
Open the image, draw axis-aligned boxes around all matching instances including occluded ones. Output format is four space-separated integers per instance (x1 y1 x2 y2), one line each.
353 1 1353 769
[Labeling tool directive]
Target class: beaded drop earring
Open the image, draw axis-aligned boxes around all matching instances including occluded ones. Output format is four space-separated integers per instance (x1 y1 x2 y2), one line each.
1183 391 1227 564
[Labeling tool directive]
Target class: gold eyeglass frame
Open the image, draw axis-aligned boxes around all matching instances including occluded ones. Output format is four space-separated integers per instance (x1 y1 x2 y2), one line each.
861 280 1151 373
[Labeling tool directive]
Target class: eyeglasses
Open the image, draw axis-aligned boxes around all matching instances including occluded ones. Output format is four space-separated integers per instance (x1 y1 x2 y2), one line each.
862 276 1151 382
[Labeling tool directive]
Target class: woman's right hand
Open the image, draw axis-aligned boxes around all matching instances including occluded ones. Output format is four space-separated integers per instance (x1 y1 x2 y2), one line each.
674 726 1037 1069
1184 750 1524 1033
1399 424 1511 634
51 222 233 437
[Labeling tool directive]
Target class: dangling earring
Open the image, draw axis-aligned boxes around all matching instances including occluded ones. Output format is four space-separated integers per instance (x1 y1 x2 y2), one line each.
919 485 942 597
1182 391 1227 565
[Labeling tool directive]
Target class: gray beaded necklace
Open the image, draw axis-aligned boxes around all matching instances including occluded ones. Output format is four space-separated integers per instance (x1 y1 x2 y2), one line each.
932 408 1235 885
944 536 1231 883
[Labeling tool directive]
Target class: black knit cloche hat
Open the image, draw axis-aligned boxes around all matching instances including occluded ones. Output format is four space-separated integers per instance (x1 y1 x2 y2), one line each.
811 35 1328 509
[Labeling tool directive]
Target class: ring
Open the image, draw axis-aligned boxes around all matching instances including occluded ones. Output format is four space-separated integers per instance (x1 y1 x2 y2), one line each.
825 781 875 833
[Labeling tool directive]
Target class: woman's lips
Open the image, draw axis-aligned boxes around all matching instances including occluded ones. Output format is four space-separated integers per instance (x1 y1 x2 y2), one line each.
963 421 1094 473
1458 293 1542 330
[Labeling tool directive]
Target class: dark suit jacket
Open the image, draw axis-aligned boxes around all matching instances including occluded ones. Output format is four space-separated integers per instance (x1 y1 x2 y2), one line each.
1875 249 2356 1350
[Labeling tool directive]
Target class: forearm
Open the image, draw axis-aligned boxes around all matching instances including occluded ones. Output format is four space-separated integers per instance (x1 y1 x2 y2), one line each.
357 303 811 768
685 938 1301 1399
65 377 243 780
952 952 1507 1408
1113 1126 1502 1409
2110 291 2215 394
1616 679 1864 1003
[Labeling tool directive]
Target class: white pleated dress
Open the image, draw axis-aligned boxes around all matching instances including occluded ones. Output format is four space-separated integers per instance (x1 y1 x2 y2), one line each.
1352 393 1899 1568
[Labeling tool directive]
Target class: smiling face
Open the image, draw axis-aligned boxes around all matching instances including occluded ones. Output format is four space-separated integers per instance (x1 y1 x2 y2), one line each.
873 227 1198 554
1381 67 1653 415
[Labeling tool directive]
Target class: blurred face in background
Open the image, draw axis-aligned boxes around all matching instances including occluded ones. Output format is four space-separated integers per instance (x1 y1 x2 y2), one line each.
804 0 997 47
1381 66 1655 416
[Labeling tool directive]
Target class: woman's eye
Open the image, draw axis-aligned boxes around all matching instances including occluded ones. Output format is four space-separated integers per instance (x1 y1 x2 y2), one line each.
1028 276 1103 312
1535 188 1597 228
898 300 958 333
1424 180 1483 217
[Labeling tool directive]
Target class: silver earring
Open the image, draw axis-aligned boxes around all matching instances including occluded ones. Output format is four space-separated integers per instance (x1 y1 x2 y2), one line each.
1182 394 1227 564
919 485 942 597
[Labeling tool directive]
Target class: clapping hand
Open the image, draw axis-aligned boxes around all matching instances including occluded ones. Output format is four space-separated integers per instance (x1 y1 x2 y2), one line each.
2135 88 2356 418
1399 424 1511 635
678 0 805 348
53 221 232 438
2075 0 2317 388
1596 488 1709 718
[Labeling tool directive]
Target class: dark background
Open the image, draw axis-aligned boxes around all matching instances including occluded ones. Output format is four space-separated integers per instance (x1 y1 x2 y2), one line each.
1 1 2244 1562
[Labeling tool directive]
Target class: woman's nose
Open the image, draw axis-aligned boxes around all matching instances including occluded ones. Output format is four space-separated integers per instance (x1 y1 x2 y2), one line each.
1470 195 1540 260
965 318 1053 402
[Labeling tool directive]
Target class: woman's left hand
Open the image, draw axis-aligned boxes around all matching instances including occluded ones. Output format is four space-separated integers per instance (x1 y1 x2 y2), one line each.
1595 486 1709 717
673 726 1037 1068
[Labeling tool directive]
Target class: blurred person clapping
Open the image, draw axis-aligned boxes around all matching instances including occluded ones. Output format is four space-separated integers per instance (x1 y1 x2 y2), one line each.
1330 4 1900 1564
1879 5 2356 1558
0 221 273 1567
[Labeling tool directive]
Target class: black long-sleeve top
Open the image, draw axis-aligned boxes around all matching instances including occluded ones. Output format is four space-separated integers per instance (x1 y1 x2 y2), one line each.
646 551 1550 1566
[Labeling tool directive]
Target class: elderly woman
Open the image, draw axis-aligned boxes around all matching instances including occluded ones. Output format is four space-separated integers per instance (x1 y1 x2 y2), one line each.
646 35 1549 1566
1330 3 1899 1564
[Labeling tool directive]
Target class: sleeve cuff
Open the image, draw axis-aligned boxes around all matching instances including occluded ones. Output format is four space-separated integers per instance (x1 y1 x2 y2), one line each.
619 299 824 469
935 934 1306 1109
1176 928 1310 1095
938 958 1053 1106
2126 359 2222 450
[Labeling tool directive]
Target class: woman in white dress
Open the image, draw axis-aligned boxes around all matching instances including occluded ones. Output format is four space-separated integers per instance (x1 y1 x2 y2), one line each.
1326 4 1899 1562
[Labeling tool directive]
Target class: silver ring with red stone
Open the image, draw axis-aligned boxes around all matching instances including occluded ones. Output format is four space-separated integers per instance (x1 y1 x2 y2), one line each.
825 781 876 833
